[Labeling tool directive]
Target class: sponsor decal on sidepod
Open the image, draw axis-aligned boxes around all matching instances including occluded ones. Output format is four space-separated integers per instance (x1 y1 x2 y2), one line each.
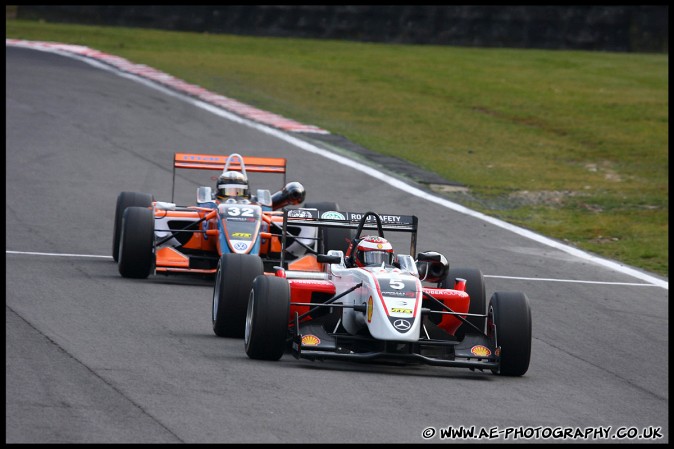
302 335 321 346
471 345 492 357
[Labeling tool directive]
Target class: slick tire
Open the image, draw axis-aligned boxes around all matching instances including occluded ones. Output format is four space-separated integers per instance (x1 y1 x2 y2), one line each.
304 201 355 254
441 268 487 339
244 275 290 361
212 253 264 338
118 206 155 279
489 291 532 376
113 191 153 262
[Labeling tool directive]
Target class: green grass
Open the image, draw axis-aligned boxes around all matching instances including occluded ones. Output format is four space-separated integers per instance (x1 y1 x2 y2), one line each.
6 20 668 277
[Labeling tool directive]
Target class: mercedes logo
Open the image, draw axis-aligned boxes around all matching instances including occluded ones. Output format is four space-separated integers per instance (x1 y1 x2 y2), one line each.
393 319 411 331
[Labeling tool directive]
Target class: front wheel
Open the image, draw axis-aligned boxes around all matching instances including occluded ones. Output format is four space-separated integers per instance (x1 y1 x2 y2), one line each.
212 253 264 338
244 275 290 360
112 191 153 262
489 291 532 376
118 206 155 278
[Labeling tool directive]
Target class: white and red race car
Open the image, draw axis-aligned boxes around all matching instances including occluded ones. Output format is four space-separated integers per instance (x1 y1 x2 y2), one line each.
244 210 532 376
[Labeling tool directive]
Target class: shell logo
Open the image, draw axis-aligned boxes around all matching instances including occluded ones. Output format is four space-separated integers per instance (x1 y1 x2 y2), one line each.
301 335 321 346
471 345 492 357
377 243 383 249
367 296 373 322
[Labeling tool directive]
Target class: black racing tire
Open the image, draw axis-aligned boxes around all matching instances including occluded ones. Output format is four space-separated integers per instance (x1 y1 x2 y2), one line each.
113 191 153 262
244 275 290 360
212 253 264 338
118 206 155 279
441 268 486 339
489 291 532 376
304 201 355 254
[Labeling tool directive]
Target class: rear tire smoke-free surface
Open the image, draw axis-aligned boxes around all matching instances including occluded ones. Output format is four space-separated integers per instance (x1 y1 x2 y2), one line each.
112 191 153 262
244 275 290 361
441 268 487 339
118 206 155 279
489 291 532 376
212 253 264 338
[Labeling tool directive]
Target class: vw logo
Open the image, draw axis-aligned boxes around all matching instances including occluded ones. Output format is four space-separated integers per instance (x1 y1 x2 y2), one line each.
393 319 411 331
233 242 248 251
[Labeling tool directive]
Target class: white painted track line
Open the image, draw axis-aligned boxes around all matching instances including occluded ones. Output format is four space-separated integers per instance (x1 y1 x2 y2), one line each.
5 250 661 287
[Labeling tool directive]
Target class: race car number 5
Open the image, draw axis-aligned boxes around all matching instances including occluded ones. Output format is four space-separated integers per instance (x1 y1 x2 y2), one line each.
389 279 405 289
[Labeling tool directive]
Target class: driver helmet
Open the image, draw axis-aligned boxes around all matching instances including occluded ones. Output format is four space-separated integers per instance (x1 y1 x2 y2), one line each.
216 170 249 200
354 235 394 267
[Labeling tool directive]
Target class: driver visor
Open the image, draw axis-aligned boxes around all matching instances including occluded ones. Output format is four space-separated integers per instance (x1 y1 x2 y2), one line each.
363 250 392 266
218 183 246 197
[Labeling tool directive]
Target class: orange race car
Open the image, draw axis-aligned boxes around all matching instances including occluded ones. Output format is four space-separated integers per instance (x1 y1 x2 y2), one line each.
113 152 353 337
112 152 353 278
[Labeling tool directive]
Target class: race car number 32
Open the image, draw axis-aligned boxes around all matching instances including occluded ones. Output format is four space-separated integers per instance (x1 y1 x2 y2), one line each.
226 207 255 217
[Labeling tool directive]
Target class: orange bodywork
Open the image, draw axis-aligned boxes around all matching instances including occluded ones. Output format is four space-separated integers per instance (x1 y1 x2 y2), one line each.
154 208 221 273
151 153 296 275
156 247 190 268
153 201 302 274
287 254 323 272
174 153 286 174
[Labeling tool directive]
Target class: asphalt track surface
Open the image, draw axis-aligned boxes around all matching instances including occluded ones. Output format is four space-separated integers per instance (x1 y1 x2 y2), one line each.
6 46 668 444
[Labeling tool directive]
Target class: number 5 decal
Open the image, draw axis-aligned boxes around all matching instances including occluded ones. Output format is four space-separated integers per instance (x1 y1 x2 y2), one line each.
389 279 405 290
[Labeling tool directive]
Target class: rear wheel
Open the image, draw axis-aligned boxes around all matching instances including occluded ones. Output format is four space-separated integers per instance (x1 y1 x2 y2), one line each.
118 206 155 279
113 191 153 262
489 291 532 376
244 275 290 360
304 201 355 254
441 268 486 339
212 253 264 338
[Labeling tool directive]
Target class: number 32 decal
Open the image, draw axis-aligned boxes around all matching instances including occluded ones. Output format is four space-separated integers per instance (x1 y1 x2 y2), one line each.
227 207 255 217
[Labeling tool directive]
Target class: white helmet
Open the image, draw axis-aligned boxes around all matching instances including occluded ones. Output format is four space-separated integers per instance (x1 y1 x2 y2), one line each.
354 235 394 267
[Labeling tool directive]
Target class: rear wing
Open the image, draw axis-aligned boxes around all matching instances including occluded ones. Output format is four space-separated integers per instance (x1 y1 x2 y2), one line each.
172 152 287 201
280 208 418 268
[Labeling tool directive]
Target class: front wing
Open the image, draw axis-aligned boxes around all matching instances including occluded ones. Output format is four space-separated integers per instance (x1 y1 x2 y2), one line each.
291 322 500 371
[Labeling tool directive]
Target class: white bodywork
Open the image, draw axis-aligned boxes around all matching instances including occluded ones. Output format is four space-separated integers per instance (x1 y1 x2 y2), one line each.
326 251 423 342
